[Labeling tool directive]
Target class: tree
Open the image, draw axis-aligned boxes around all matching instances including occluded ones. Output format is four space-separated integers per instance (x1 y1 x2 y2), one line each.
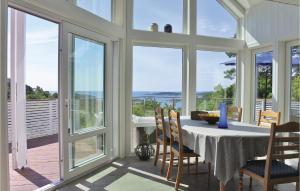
224 68 236 80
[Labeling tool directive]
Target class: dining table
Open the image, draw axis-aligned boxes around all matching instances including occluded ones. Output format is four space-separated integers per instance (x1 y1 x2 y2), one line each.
165 117 271 191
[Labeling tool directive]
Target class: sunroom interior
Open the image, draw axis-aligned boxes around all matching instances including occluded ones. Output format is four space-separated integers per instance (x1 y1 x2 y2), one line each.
0 0 299 191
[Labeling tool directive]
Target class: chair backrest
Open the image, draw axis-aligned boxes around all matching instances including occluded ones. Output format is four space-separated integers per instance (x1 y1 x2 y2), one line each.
168 110 183 152
154 107 167 141
257 110 281 128
227 106 242 122
265 122 300 180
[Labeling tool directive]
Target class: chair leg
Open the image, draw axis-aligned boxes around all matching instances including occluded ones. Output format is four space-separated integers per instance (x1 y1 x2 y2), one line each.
154 142 160 166
166 151 174 180
195 156 198 174
208 162 211 186
160 143 167 174
249 177 252 188
187 157 190 175
239 169 243 191
263 183 273 191
175 155 184 190
296 181 299 191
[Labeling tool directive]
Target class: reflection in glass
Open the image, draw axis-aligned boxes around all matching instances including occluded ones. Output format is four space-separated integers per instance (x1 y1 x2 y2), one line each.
71 36 105 133
255 51 273 120
196 51 236 111
69 134 106 169
290 45 300 122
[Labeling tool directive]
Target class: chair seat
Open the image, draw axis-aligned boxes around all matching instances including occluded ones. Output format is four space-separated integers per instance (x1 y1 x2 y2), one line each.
158 134 170 143
172 142 194 154
243 160 299 179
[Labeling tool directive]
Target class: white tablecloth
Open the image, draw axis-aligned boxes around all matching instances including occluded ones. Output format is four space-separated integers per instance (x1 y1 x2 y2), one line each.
169 119 270 184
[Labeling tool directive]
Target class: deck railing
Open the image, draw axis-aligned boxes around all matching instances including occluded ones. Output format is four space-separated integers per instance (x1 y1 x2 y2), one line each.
7 99 59 142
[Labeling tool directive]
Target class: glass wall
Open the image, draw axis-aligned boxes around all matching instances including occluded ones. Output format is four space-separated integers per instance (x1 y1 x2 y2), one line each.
132 46 182 117
289 45 300 122
133 0 183 33
76 0 112 21
254 51 273 120
196 50 236 111
197 0 237 38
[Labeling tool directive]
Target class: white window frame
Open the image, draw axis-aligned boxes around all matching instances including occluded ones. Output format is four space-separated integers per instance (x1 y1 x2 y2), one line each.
284 39 300 122
60 21 114 180
251 46 273 123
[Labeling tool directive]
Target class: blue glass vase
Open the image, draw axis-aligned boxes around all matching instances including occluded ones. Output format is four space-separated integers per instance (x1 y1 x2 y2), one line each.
218 102 228 129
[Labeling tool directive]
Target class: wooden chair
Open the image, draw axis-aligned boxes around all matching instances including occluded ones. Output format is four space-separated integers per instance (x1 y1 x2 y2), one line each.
166 110 211 190
227 106 243 122
154 107 170 173
257 110 281 128
239 122 300 191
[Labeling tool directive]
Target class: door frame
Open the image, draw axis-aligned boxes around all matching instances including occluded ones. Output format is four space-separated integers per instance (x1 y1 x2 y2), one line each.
60 21 114 180
0 0 9 190
284 39 300 122
251 46 273 123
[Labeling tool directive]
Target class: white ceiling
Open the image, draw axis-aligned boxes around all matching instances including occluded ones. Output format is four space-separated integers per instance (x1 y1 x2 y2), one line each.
236 0 300 9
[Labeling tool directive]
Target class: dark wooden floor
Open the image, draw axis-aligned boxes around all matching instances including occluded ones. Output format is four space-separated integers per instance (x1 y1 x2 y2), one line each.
9 135 59 191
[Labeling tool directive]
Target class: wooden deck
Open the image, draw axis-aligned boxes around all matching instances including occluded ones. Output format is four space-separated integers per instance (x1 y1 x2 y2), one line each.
9 135 60 191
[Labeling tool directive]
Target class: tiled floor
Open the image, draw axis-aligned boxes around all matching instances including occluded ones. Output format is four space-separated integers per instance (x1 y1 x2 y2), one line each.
9 135 60 191
58 157 296 191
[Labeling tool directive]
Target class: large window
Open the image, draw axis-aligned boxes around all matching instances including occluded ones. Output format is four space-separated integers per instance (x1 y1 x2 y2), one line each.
76 0 112 21
197 0 237 38
289 45 300 122
254 51 273 120
196 50 236 111
132 46 182 117
133 0 183 33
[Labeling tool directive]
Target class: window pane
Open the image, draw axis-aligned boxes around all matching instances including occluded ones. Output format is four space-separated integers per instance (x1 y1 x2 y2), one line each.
69 134 106 169
196 51 236 111
76 0 112 21
255 51 273 120
71 36 105 133
197 0 237 38
133 0 183 33
290 45 300 122
132 46 182 117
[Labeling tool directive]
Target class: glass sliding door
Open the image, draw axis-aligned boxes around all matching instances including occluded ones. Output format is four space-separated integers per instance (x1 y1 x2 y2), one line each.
287 42 300 122
61 22 112 180
253 50 273 121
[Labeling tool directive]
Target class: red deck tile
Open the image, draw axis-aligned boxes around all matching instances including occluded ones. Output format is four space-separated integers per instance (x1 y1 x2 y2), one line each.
9 135 60 191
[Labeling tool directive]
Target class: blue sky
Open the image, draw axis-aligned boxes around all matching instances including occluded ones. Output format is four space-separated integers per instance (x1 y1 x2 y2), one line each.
8 0 237 92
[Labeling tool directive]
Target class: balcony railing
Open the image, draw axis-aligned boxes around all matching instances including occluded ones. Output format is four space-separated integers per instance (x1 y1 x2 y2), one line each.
132 96 181 117
7 99 59 142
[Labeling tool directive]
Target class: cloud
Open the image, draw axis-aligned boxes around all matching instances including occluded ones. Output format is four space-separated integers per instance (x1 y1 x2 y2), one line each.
26 28 58 45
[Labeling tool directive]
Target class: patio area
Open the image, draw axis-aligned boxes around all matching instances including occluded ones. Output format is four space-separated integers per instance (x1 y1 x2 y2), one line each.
9 135 59 191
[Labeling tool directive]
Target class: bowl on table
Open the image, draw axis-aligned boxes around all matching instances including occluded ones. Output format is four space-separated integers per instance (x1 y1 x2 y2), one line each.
198 113 220 125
